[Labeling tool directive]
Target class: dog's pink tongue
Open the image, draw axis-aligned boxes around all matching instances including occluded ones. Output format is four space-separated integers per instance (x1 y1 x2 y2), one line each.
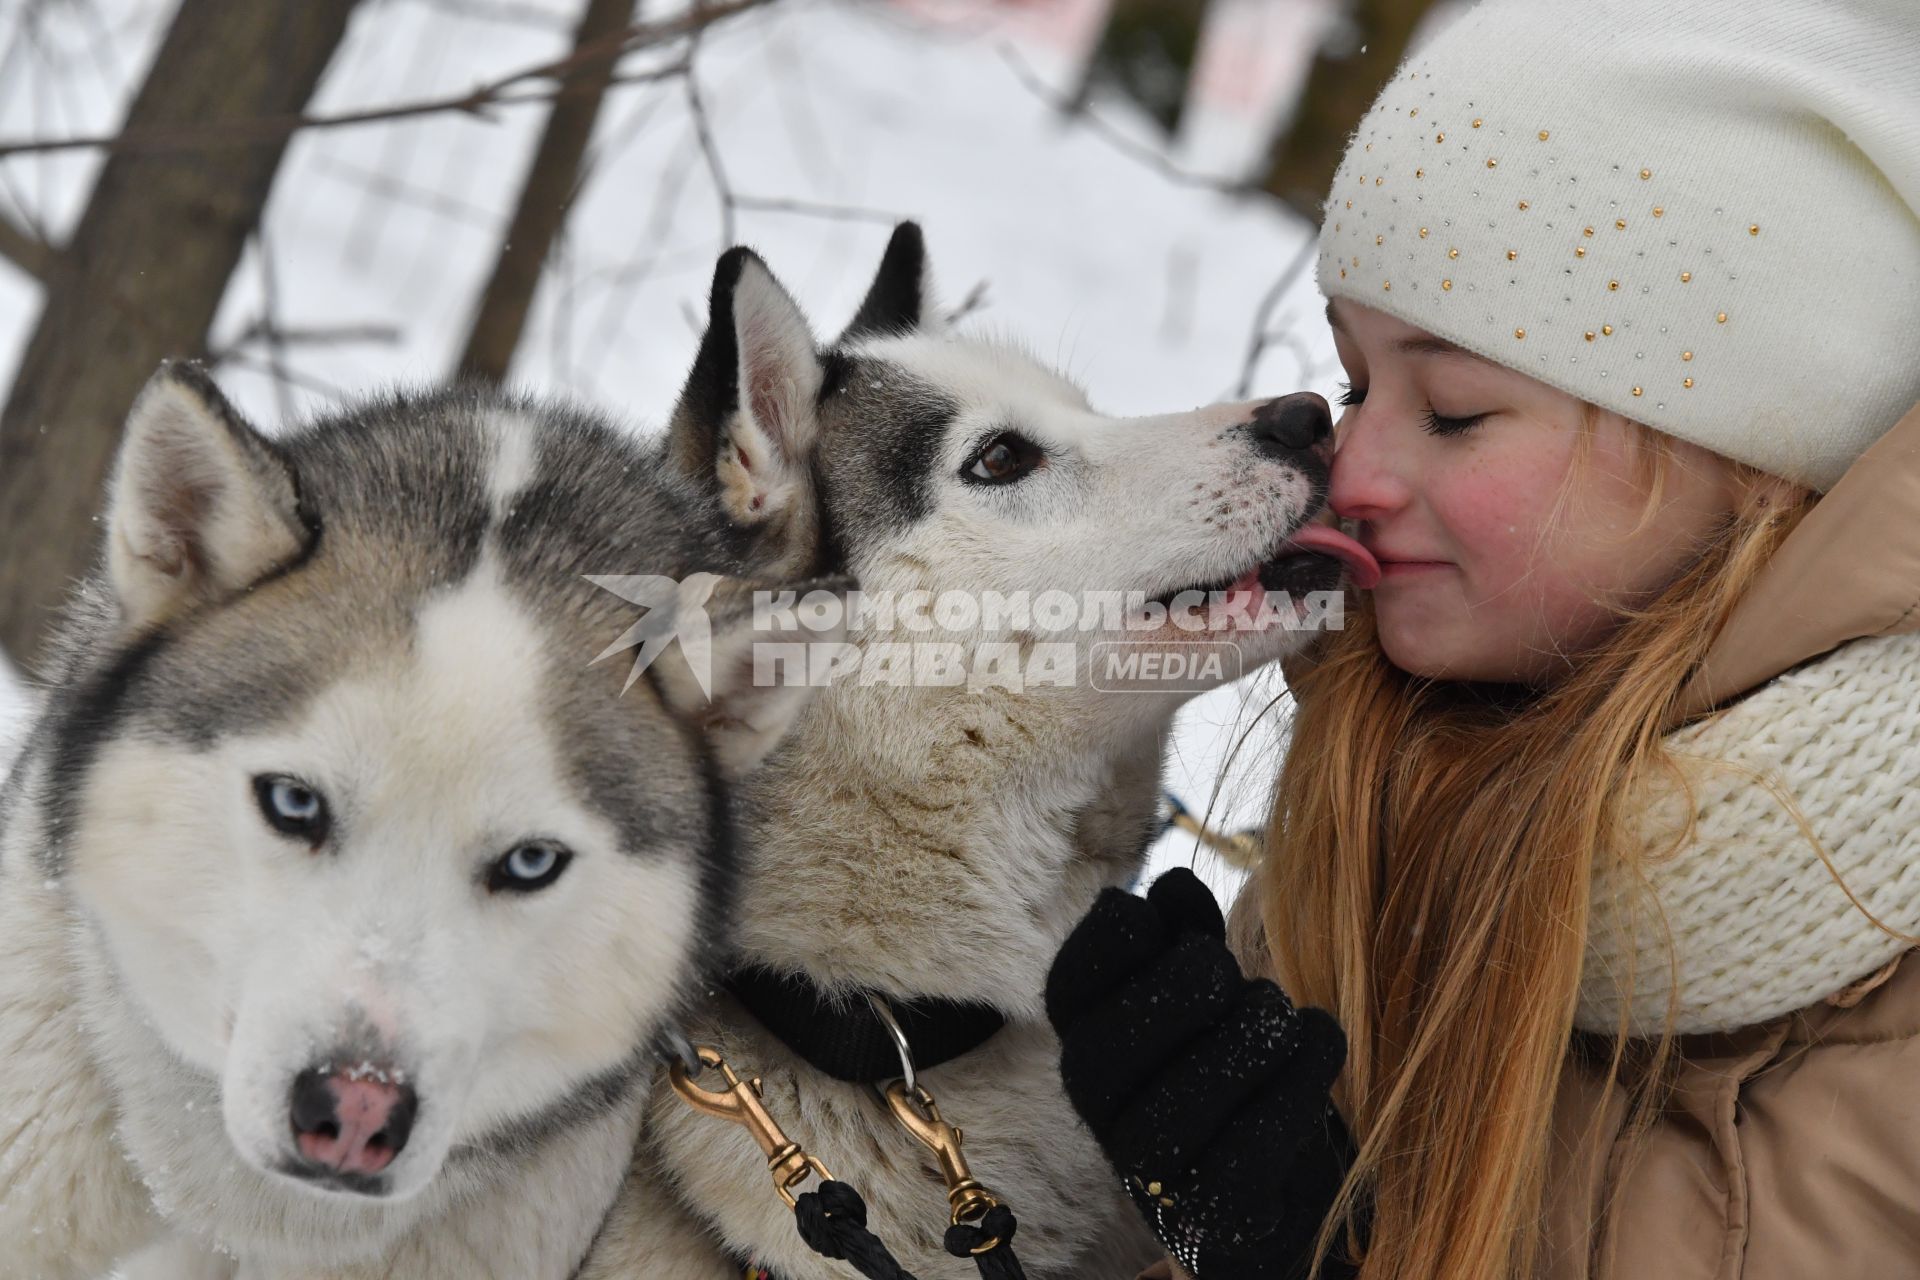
1287 523 1383 589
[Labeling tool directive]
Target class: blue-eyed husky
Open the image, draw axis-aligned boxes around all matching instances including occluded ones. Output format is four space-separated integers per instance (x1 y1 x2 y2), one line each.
0 368 841 1278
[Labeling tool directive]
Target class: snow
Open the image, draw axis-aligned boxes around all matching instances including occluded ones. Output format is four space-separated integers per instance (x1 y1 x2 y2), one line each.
0 0 1349 908
0 650 25 778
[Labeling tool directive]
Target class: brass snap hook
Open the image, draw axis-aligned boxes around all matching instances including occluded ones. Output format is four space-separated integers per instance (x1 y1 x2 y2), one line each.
870 994 1007 1247
883 1079 1001 1230
670 1044 833 1208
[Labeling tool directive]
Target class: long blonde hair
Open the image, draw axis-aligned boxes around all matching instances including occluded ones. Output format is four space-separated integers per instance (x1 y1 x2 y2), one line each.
1260 412 1818 1279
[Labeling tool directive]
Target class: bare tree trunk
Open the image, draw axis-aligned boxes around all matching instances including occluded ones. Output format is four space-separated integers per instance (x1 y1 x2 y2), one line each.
1260 0 1435 222
1068 0 1208 137
0 0 361 672
456 0 635 385
0 211 55 284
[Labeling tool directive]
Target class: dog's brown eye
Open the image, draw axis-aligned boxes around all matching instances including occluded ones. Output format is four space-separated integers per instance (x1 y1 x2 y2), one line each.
975 442 1017 477
963 432 1042 485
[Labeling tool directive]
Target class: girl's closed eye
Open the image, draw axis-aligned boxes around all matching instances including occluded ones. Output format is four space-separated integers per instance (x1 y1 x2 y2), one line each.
1421 408 1488 437
1335 380 1484 436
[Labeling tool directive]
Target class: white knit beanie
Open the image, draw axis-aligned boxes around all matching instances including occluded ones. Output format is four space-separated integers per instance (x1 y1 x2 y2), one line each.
1315 0 1920 493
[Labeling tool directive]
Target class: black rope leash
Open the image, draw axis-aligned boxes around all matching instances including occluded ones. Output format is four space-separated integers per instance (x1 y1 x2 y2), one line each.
794 1180 918 1280
791 1178 1026 1280
944 1202 1023 1279
665 1038 1027 1280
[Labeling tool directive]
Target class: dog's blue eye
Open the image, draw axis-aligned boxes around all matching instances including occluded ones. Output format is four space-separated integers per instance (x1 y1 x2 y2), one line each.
962 432 1043 484
488 842 572 894
253 775 330 845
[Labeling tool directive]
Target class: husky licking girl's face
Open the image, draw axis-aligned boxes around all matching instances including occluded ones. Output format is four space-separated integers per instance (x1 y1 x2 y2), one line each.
599 224 1382 1280
667 226 1380 722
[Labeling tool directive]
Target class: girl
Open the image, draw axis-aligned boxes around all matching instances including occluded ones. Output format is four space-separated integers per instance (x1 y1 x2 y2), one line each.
1046 0 1920 1277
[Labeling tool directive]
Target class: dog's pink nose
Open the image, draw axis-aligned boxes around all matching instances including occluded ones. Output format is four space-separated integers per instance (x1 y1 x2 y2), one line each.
289 1067 417 1177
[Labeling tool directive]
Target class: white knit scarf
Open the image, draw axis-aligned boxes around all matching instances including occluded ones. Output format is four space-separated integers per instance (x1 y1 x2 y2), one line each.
1575 630 1920 1036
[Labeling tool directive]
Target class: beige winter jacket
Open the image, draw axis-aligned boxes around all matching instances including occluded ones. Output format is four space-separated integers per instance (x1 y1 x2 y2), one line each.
1152 395 1920 1280
1533 392 1920 1278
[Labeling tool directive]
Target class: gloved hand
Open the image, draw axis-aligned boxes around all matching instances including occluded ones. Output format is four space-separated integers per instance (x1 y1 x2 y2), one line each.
1045 869 1362 1280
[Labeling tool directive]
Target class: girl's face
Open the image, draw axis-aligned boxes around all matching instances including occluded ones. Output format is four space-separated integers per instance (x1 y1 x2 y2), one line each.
1326 299 1748 685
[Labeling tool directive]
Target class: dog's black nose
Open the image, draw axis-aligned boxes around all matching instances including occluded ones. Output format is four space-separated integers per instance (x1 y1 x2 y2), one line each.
1249 394 1332 456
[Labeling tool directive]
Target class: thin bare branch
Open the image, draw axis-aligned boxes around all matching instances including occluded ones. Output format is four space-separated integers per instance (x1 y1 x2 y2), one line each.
730 194 906 225
404 0 578 31
681 27 735 250
1235 237 1319 399
253 228 295 421
306 152 499 230
943 279 991 327
212 352 356 403
0 0 771 161
997 44 1249 197
210 320 404 358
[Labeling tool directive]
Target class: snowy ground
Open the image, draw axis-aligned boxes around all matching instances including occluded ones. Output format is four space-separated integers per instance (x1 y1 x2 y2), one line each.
0 0 1348 904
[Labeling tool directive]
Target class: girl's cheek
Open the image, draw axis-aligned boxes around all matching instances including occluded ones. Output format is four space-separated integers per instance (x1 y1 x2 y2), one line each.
1440 478 1514 550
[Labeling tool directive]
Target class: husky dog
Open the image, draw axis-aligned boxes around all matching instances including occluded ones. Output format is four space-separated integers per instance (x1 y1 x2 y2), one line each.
582 227 1374 1279
0 368 842 1279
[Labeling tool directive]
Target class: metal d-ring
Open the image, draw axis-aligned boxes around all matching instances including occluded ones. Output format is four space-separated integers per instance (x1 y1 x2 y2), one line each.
866 993 918 1095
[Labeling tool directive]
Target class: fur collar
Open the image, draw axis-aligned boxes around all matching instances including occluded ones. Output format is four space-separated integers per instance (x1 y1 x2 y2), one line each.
1577 630 1920 1036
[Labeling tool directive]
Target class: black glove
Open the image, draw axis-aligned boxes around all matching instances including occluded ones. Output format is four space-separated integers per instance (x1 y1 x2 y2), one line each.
1045 868 1363 1280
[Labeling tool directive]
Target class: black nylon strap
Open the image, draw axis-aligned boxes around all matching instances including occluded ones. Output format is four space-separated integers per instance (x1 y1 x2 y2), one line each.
723 964 1007 1084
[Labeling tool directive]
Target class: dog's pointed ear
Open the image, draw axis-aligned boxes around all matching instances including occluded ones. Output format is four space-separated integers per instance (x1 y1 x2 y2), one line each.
667 248 824 530
651 573 854 781
105 362 310 632
838 222 943 344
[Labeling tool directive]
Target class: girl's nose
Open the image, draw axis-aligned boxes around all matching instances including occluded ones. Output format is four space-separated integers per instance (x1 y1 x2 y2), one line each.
1328 411 1415 523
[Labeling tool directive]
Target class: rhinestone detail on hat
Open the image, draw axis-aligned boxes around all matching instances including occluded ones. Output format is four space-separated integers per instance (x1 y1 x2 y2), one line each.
1321 82 1783 433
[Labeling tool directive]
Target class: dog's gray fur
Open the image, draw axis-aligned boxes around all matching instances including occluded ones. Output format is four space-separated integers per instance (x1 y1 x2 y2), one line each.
0 370 837 1278
583 227 1341 1279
